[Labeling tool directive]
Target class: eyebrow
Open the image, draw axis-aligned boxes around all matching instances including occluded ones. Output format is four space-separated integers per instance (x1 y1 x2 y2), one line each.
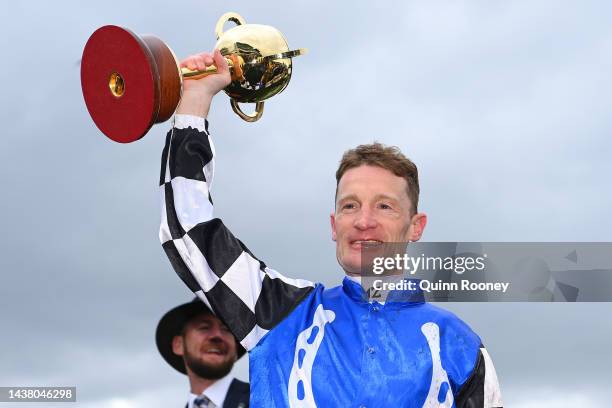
337 193 400 203
336 193 359 204
336 195 404 216
373 193 401 203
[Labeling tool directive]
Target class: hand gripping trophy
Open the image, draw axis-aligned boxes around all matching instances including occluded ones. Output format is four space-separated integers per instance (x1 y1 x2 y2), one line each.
81 12 306 143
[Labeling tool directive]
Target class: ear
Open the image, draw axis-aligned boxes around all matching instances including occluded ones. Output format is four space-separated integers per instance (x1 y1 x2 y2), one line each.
330 212 337 241
407 213 427 242
171 335 185 357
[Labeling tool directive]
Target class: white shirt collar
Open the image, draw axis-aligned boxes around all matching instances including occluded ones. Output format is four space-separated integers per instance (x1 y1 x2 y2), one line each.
346 275 361 284
187 374 235 408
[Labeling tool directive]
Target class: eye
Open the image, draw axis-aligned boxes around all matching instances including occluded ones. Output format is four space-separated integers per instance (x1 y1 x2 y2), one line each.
378 202 393 210
340 201 358 211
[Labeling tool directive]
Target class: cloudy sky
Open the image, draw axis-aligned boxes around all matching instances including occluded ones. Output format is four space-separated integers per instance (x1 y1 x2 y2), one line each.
1 0 612 407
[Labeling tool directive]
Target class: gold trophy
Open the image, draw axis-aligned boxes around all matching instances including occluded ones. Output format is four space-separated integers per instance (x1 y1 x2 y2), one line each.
81 12 306 143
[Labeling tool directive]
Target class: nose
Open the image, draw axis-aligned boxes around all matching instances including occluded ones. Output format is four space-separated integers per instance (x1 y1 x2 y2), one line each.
208 335 224 344
353 208 378 230
207 324 225 340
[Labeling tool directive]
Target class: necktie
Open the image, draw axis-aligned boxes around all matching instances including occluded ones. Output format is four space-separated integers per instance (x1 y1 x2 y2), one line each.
194 395 216 408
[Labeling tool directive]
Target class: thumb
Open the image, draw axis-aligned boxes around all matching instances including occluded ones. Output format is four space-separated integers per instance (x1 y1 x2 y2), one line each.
213 49 229 74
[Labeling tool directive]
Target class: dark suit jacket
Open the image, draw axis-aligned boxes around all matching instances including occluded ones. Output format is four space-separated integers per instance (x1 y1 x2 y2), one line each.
185 379 249 408
223 379 249 408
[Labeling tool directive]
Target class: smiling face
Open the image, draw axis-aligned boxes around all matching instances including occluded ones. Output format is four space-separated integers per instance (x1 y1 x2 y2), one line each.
172 313 238 380
331 165 427 276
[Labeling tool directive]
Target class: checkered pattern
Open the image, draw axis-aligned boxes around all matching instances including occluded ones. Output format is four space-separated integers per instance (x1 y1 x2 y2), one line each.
159 115 315 351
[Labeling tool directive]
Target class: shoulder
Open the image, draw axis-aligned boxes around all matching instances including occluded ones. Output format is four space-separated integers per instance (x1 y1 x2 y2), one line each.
229 378 249 392
415 304 489 394
418 303 481 343
226 379 250 407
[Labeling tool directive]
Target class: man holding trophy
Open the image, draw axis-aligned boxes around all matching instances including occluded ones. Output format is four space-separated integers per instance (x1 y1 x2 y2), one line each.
158 48 503 407
79 12 503 406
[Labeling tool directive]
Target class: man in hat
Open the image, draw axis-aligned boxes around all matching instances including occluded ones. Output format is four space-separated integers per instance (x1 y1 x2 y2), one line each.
158 51 503 407
156 298 249 408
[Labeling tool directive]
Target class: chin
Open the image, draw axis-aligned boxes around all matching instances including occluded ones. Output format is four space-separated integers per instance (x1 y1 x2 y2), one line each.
339 259 362 276
186 356 235 380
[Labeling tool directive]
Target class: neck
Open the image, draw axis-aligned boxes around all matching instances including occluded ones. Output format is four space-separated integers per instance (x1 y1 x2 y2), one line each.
188 374 217 396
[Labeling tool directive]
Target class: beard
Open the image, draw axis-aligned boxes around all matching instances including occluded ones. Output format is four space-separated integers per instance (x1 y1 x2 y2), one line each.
183 349 236 380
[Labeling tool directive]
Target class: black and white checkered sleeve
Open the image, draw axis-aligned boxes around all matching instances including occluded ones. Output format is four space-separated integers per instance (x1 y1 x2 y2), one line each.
159 115 315 350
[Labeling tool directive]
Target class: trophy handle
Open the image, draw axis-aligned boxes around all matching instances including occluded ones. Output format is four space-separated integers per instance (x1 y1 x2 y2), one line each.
215 12 246 39
231 100 264 122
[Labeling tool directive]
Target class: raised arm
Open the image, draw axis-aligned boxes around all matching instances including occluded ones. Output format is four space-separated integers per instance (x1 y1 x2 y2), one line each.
159 51 314 351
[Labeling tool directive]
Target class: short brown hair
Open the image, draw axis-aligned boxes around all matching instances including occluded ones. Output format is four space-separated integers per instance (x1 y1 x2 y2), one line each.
335 142 420 214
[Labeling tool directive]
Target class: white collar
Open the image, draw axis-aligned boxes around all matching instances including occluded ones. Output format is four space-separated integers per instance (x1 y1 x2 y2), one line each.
188 374 235 408
346 275 361 284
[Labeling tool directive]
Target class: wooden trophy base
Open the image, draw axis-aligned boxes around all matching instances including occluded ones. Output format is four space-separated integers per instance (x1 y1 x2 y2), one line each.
81 25 182 143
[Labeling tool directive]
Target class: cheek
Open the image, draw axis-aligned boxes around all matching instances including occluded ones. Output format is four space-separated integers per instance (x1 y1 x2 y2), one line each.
401 221 413 239
187 333 207 348
222 333 237 347
226 338 239 357
334 217 351 238
383 220 411 239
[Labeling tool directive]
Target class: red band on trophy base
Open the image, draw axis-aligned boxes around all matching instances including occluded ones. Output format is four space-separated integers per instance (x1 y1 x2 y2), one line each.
81 25 158 143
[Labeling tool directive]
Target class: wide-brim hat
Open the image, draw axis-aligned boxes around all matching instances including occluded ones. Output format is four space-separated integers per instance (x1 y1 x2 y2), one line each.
155 298 247 374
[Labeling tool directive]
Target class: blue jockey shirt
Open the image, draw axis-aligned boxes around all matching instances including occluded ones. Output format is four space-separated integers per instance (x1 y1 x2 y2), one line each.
159 116 503 407
251 277 491 407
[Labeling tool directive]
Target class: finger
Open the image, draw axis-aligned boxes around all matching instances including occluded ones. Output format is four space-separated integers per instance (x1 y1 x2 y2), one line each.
186 59 198 71
196 52 213 61
194 55 206 71
180 55 197 70
213 49 229 72
203 54 214 66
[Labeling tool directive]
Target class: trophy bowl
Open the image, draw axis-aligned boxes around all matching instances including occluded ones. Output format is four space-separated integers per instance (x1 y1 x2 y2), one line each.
81 12 306 143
